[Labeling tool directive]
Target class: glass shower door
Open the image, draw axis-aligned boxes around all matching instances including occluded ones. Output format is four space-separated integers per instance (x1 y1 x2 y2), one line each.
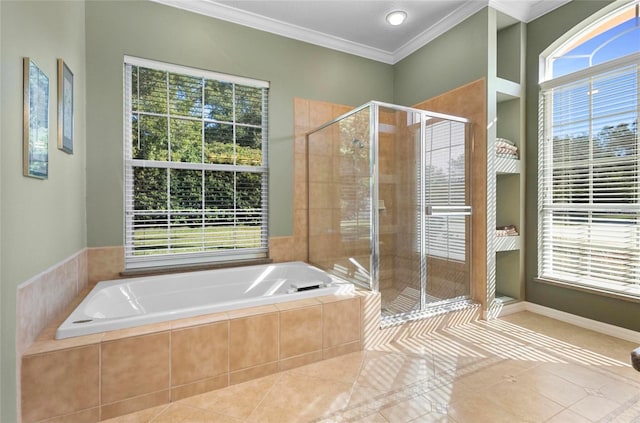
422 118 471 307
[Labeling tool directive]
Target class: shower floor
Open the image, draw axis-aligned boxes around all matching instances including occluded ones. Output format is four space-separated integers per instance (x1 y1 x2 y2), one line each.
380 286 447 317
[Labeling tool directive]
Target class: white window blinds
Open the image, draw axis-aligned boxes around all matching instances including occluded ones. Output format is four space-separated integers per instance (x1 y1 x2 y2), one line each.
424 119 468 261
123 57 269 270
539 57 640 295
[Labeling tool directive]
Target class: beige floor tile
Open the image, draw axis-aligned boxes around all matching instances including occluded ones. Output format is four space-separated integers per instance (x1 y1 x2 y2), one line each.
515 366 588 407
346 382 389 409
537 362 619 390
483 378 564 422
608 398 640 422
246 371 354 422
421 384 469 410
379 394 434 422
101 404 169 423
408 412 453 423
351 412 390 422
454 358 534 392
150 404 242 422
501 312 637 363
178 373 280 419
597 379 640 405
357 351 433 391
288 350 366 384
569 395 625 421
545 408 594 423
446 392 523 423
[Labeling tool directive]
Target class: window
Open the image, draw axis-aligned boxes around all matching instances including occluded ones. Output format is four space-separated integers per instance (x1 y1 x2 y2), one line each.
538 2 640 296
124 57 269 270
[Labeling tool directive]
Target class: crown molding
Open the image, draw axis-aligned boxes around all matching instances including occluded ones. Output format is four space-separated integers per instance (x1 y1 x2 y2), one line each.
151 0 571 65
489 0 571 23
151 0 395 64
392 0 488 64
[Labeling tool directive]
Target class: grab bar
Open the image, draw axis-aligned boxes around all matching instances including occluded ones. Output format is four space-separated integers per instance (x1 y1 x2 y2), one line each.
425 205 472 216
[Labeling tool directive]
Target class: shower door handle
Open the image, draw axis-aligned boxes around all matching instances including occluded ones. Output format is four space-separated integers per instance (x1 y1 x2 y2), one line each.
425 205 472 216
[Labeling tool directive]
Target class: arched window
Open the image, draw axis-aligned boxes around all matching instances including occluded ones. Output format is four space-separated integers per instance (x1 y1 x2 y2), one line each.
543 1 639 80
538 1 640 296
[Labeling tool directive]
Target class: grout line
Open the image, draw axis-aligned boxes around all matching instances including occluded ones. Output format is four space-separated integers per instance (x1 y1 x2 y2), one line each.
98 344 102 421
168 329 172 402
226 319 230 387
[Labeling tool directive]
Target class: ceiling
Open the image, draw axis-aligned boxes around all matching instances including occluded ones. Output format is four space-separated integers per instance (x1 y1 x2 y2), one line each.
152 0 571 64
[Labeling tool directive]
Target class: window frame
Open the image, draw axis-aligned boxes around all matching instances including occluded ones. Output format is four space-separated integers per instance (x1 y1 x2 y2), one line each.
123 56 270 270
537 1 640 299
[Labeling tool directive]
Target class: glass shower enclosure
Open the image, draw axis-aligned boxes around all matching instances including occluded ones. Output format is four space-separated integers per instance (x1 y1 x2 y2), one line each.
307 101 472 323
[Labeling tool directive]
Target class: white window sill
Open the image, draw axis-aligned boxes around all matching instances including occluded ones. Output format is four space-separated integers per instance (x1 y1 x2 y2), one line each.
535 277 640 304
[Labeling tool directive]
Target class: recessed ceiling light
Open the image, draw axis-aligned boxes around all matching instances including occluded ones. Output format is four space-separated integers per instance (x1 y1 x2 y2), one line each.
386 10 407 26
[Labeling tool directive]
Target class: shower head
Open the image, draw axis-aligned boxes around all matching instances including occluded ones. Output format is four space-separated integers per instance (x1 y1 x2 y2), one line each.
352 138 364 149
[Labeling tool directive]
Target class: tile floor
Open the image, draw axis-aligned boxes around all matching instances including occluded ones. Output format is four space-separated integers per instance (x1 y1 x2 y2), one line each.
103 311 640 422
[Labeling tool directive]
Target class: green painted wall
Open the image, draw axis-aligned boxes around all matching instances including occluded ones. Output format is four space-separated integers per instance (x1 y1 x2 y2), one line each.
524 0 640 331
0 1 87 421
85 0 394 247
393 8 489 106
0 1 3 419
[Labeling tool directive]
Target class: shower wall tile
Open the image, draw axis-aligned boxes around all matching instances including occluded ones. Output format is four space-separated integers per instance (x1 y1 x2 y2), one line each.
309 101 333 129
294 97 310 131
308 209 333 236
101 332 171 404
21 345 99 423
308 234 342 261
308 155 334 183
269 236 296 263
294 152 307 182
294 180 308 211
88 246 124 286
171 322 229 386
295 135 307 155
308 182 339 211
294 98 354 271
308 134 334 156
293 209 308 241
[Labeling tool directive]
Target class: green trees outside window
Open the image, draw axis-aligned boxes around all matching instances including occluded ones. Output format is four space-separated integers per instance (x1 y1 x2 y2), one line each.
124 60 268 266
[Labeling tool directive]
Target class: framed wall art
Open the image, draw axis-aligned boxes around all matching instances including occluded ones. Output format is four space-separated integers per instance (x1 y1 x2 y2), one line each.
57 59 74 154
23 57 49 179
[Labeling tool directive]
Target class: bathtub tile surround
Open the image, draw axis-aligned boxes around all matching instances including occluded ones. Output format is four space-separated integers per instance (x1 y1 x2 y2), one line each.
321 297 361 349
16 249 89 355
171 322 229 387
21 345 99 423
279 304 323 358
20 293 364 422
229 312 279 371
87 246 124 285
101 333 171 404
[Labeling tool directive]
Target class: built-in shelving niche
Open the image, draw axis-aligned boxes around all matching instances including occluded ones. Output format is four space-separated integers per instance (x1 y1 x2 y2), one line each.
490 10 526 306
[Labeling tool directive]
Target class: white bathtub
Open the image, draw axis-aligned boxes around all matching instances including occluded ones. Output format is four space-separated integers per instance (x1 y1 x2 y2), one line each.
56 261 354 339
